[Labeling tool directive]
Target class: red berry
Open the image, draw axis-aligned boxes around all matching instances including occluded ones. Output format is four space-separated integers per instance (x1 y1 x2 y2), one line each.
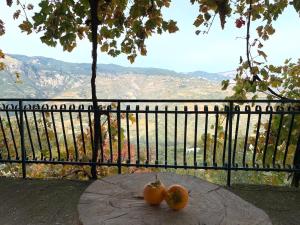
235 19 243 28
235 18 245 28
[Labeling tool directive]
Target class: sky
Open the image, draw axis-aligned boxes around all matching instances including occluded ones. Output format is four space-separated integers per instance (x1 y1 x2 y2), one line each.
0 1 299 73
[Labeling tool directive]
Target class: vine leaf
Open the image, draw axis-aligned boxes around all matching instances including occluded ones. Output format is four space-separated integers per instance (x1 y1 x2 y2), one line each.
257 50 267 61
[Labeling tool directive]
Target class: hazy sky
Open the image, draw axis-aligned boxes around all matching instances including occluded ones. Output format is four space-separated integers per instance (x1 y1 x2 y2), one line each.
0 1 299 73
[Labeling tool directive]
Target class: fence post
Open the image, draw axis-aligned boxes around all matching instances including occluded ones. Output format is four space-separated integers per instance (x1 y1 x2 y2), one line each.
117 101 122 174
227 101 233 187
292 134 300 187
19 100 26 179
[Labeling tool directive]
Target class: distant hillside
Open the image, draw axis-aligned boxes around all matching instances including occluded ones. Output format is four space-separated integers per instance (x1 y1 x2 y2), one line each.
186 70 235 81
0 54 232 99
10 54 182 77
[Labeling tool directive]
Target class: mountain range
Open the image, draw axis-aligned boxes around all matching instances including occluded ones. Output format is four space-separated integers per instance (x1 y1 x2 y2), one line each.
0 54 234 99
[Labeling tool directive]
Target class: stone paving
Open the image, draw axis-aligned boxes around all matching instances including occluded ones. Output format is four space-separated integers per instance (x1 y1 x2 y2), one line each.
0 177 299 225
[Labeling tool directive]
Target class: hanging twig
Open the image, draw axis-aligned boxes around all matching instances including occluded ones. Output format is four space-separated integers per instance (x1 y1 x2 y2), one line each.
16 0 30 21
205 13 217 34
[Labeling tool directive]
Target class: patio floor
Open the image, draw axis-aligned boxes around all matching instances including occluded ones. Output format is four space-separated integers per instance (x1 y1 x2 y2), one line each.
0 177 299 225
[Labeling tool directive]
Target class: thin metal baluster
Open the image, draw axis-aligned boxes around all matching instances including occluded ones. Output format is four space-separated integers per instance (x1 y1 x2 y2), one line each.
19 101 26 178
193 105 198 166
88 105 94 154
273 107 284 167
78 105 86 155
5 110 18 159
33 105 43 160
99 105 104 163
42 105 52 160
227 101 234 187
263 106 273 167
126 105 131 163
24 108 35 160
155 106 159 165
69 105 78 161
0 115 10 159
0 116 2 159
204 106 208 166
232 106 240 167
222 106 229 167
117 101 121 174
50 106 60 161
183 106 188 166
136 105 140 164
60 105 69 161
145 105 149 164
174 106 178 166
14 106 20 131
253 106 262 167
165 106 168 167
283 110 295 167
107 105 113 163
227 101 233 186
213 106 219 166
243 106 251 167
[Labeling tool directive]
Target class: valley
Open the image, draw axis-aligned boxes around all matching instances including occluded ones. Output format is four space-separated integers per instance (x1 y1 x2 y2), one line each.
0 54 233 100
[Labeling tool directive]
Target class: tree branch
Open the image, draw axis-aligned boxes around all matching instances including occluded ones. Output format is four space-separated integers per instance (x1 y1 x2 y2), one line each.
246 0 287 100
16 0 30 21
89 0 100 179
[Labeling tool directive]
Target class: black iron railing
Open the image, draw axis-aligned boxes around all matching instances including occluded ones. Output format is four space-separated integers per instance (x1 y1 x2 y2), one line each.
0 98 300 186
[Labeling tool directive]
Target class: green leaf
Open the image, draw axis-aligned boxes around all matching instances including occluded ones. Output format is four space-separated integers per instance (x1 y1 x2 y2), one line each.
204 13 211 21
221 80 230 90
292 0 300 13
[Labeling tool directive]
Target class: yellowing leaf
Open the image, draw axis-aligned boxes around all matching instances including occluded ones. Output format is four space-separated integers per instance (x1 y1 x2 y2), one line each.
265 24 275 35
167 20 178 33
256 26 263 37
193 15 204 27
0 50 4 58
0 62 5 70
258 50 267 61
19 20 33 34
101 43 109 52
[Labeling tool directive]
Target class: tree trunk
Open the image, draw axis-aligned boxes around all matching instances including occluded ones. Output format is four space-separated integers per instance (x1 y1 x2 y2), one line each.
89 0 99 179
291 133 300 187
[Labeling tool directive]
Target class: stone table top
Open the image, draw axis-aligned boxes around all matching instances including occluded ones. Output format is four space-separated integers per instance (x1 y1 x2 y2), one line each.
78 172 272 225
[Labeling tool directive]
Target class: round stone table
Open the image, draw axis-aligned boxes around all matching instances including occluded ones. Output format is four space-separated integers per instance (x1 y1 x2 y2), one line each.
78 173 272 225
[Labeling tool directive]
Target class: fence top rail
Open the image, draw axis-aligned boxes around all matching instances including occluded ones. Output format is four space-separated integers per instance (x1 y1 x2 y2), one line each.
0 98 300 103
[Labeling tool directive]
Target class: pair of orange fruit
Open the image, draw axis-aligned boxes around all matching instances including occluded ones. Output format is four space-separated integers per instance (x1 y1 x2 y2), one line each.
143 176 189 210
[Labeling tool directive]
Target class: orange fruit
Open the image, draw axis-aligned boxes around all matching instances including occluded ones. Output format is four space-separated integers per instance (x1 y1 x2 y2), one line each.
165 184 189 210
143 176 166 206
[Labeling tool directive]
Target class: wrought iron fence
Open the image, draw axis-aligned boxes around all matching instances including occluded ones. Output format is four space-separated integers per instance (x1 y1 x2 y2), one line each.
0 98 300 186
